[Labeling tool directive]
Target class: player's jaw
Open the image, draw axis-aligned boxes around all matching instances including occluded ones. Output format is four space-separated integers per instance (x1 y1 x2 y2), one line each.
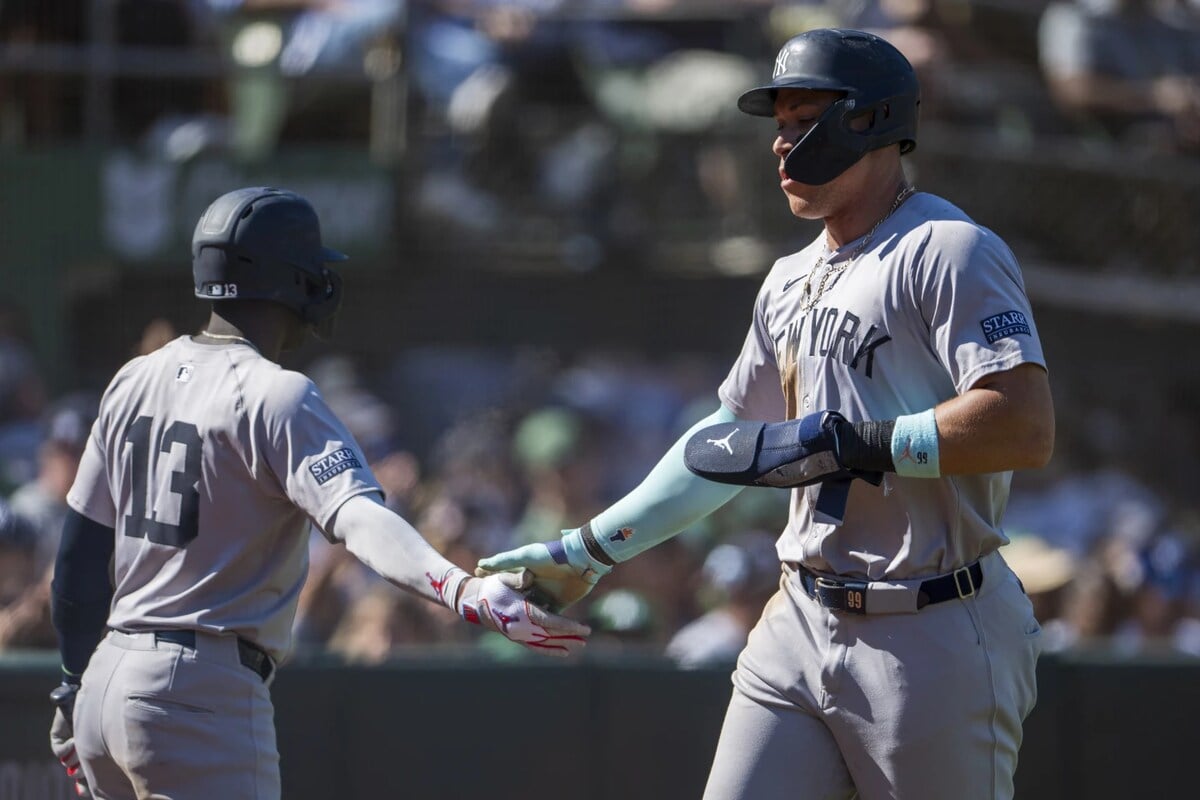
779 167 835 220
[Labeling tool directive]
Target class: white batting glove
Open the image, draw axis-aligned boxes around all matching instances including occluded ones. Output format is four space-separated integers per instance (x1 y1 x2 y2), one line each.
433 567 591 657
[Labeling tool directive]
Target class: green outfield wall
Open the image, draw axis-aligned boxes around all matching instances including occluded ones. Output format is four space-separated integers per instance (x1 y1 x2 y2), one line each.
0 649 1197 800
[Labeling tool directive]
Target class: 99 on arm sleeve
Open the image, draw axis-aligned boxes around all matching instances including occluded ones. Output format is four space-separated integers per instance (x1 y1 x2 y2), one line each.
589 404 746 563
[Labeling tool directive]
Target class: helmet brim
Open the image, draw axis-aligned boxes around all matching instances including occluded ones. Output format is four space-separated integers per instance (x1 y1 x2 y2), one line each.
737 76 853 117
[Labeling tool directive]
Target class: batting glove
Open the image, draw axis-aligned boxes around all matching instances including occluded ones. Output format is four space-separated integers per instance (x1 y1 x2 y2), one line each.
475 528 612 613
434 567 591 656
49 679 92 798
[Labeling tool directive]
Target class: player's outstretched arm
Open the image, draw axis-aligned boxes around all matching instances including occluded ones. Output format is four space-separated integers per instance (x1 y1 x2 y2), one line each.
328 494 589 656
476 404 748 612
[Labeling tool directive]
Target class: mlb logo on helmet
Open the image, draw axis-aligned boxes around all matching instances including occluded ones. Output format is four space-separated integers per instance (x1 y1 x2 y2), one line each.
204 283 238 298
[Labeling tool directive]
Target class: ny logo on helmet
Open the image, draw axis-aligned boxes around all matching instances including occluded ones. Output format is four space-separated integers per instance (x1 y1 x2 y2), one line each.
773 50 789 79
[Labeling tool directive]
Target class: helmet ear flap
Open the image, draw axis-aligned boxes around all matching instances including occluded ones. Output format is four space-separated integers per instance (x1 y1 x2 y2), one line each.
304 267 343 340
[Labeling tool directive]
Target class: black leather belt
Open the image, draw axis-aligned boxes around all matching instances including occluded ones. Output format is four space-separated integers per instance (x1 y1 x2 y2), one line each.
151 629 274 682
796 561 984 614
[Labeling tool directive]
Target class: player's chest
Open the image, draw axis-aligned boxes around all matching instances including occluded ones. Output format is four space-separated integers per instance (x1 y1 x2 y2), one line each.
766 263 914 378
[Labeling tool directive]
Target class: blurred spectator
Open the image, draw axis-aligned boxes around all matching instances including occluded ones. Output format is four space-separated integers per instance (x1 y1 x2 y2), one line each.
1039 0 1200 152
1001 534 1078 651
326 583 449 663
0 339 49 492
0 498 36 608
135 318 179 356
0 497 54 650
1111 530 1199 653
8 395 97 573
199 0 406 155
666 530 777 668
509 405 607 545
585 587 659 651
0 0 87 142
309 354 399 459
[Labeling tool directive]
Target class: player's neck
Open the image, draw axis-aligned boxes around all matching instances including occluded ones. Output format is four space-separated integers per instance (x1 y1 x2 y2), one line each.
201 310 285 361
823 169 910 251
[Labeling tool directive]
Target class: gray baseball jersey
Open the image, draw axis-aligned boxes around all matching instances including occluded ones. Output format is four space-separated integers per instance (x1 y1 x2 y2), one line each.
719 191 1046 579
67 336 382 663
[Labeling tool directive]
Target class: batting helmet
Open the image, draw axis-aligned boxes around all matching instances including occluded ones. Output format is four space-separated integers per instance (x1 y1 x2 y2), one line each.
192 187 347 339
738 29 919 185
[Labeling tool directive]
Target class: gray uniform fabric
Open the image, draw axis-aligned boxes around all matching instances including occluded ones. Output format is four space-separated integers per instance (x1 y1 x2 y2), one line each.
719 192 1046 579
704 553 1041 800
708 191 1046 799
67 336 381 799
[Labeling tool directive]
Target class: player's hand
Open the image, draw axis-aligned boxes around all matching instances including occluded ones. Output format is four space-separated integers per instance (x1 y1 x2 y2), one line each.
475 528 612 613
683 411 883 489
454 570 590 657
49 681 92 798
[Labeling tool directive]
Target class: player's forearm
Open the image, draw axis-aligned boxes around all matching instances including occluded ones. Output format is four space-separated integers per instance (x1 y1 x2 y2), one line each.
331 494 466 608
933 363 1054 474
51 509 116 677
836 363 1054 477
588 405 746 563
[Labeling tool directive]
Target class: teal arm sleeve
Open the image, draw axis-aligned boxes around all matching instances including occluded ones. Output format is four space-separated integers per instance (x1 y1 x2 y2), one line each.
589 404 745 563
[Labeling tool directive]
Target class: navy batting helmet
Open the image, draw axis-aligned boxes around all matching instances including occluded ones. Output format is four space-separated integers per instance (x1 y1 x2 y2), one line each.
738 29 919 185
192 187 347 339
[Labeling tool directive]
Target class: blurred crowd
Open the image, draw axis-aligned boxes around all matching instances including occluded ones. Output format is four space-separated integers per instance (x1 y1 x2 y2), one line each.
0 316 1198 667
3 0 1200 267
1 1 1199 666
5 0 1199 146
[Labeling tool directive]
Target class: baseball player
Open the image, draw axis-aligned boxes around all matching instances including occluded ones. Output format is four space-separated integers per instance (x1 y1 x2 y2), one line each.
47 187 589 799
478 29 1054 800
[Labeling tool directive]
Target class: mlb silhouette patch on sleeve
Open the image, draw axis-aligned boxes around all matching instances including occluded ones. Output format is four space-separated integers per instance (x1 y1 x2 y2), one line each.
309 447 362 485
979 310 1030 344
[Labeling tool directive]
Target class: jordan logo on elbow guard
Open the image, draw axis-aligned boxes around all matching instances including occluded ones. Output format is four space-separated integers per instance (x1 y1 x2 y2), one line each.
708 429 739 455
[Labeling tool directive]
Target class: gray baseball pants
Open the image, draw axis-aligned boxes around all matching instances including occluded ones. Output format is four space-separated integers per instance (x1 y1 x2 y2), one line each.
73 629 280 800
703 551 1042 800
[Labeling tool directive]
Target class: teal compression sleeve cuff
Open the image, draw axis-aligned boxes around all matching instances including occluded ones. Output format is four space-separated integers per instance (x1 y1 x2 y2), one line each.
589 404 746 563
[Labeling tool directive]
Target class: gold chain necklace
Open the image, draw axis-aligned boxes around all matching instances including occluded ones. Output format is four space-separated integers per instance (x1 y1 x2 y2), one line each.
797 185 915 314
197 330 258 350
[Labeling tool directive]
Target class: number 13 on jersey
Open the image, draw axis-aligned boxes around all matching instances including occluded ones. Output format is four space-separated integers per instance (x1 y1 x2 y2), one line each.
123 415 203 547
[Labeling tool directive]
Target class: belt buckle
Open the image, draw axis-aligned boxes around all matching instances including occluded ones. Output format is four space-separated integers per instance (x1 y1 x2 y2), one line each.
815 576 868 614
953 566 976 599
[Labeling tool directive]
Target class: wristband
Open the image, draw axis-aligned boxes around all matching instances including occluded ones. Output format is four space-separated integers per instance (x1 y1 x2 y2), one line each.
432 566 472 613
578 522 616 568
891 409 941 478
562 527 613 577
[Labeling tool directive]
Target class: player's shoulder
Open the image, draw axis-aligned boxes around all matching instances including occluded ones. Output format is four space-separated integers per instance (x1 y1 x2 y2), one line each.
256 366 324 420
100 337 187 398
901 193 1013 261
